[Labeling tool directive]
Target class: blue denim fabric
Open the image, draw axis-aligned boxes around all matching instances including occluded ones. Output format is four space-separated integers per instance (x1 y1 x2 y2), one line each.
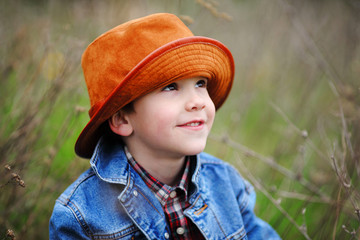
49 137 280 239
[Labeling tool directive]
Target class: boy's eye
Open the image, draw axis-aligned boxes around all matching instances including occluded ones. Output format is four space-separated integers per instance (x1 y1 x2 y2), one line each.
162 83 178 91
196 79 207 88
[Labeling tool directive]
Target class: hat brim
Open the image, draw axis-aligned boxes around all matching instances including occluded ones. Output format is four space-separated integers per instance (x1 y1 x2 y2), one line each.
75 36 234 158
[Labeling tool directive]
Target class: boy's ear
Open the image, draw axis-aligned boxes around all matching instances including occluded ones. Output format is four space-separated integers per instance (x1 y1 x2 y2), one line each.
108 111 133 136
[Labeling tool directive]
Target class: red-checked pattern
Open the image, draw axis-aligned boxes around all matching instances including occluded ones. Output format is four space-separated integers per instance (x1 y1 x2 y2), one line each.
125 147 205 240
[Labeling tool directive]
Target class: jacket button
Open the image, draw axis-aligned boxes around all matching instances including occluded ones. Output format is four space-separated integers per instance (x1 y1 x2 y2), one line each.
133 190 138 196
164 232 169 239
170 191 177 198
176 227 185 235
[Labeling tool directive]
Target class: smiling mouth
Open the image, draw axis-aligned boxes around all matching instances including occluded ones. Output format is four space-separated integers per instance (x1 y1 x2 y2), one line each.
185 122 201 127
179 120 204 127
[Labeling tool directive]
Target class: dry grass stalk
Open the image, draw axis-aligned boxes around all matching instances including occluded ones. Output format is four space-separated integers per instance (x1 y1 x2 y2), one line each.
196 0 232 21
233 152 312 240
209 133 331 202
0 20 84 237
6 229 16 240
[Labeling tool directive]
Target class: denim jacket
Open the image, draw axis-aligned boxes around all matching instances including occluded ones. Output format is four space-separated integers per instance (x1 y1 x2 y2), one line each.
49 137 280 239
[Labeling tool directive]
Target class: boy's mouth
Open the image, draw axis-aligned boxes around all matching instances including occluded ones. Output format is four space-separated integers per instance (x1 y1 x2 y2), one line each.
178 120 204 127
185 122 201 127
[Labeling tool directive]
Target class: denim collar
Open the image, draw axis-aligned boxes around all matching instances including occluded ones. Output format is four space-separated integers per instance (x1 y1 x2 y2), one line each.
90 136 129 185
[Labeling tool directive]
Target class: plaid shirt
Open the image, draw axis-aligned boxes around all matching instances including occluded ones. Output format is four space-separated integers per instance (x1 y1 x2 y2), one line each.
125 147 204 240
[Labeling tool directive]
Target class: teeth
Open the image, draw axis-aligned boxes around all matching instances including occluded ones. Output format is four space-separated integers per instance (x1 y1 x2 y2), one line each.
186 122 200 127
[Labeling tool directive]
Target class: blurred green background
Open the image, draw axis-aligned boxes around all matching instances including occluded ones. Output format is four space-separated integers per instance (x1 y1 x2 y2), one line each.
1 0 359 239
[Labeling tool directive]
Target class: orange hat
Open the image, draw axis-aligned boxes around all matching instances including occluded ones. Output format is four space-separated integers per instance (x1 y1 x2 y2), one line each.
75 13 235 158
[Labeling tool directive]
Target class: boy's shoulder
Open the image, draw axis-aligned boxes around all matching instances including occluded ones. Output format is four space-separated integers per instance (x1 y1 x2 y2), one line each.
50 166 139 238
199 151 237 173
56 166 127 205
198 152 253 193
56 168 96 205
199 151 224 164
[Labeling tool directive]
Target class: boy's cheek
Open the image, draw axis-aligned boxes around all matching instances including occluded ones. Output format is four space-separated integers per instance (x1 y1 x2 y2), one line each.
208 104 216 125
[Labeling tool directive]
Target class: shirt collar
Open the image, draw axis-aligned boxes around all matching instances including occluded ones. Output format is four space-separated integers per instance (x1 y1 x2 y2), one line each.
124 146 192 206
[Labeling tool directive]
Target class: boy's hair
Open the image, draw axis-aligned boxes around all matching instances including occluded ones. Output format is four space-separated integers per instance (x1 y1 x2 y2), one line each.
121 102 134 114
75 13 235 158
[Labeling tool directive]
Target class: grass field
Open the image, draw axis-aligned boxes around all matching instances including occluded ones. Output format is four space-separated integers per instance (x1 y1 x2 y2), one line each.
1 0 359 239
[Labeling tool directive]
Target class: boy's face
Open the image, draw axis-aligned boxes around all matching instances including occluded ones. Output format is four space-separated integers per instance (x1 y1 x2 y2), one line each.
124 77 216 159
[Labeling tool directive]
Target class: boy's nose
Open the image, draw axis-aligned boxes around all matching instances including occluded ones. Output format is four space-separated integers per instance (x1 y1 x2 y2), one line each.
185 93 206 111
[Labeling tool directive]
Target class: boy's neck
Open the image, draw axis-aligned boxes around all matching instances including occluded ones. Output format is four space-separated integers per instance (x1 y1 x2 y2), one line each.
126 145 187 186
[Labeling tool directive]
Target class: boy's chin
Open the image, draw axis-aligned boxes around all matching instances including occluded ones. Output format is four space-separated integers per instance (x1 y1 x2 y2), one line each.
182 144 207 156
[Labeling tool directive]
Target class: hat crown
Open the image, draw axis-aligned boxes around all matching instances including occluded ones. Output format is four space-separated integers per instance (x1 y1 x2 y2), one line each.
82 13 193 110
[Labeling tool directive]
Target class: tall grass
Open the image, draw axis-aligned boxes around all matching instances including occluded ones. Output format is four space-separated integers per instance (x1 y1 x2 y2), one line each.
1 0 359 239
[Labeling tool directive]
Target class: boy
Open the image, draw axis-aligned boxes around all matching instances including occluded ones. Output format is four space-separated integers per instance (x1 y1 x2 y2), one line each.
50 13 280 239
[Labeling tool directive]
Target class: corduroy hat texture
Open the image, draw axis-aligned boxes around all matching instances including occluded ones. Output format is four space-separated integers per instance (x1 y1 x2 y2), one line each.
75 13 235 158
